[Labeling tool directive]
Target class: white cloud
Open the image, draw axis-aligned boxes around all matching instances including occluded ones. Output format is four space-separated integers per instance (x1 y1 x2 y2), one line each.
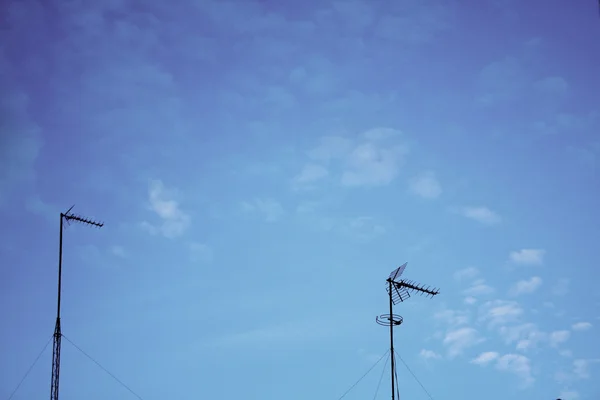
479 300 523 327
242 198 285 222
496 354 534 386
453 267 480 281
573 359 592 379
572 322 592 332
342 216 386 241
304 128 408 188
443 327 484 358
308 135 353 161
556 359 600 384
555 370 571 384
142 180 191 239
472 351 534 386
419 349 442 360
549 330 571 347
293 163 329 187
464 296 477 305
509 276 542 296
460 206 501 225
509 249 545 266
471 351 499 365
434 309 470 328
560 350 573 358
341 142 407 187
463 279 495 297
408 171 442 199
498 323 545 351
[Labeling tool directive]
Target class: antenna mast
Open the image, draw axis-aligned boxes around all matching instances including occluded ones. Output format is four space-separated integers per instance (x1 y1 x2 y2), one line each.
375 263 439 400
50 206 103 400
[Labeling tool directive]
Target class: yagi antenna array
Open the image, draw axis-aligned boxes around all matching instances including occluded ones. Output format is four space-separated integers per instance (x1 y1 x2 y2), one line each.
62 205 104 228
386 279 440 304
384 262 440 305
376 262 440 400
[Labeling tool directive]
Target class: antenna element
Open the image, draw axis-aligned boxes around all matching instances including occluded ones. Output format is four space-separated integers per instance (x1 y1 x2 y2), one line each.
376 262 440 400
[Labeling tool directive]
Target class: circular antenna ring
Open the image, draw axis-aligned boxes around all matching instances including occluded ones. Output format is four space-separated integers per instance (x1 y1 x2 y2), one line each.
376 314 403 327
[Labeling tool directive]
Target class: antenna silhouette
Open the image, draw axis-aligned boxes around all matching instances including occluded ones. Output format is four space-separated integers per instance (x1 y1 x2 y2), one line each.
375 262 439 400
50 206 103 400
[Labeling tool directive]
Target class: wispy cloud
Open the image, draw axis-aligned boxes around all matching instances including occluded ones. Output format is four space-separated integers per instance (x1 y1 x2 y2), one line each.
573 359 594 379
459 206 501 225
498 323 546 351
341 216 387 242
555 359 600 384
308 136 354 161
141 180 191 239
292 164 329 188
341 131 407 187
479 300 523 327
572 322 592 332
496 354 534 387
453 267 480 281
559 350 574 358
434 309 470 328
242 198 285 222
549 330 571 347
443 327 484 358
419 349 442 360
463 279 495 297
408 171 442 199
472 352 534 387
298 128 408 188
508 249 545 266
509 276 542 296
470 351 499 365
464 296 477 305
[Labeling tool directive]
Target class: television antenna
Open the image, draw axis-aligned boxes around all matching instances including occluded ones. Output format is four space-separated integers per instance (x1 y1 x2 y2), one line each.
50 206 103 400
375 262 439 400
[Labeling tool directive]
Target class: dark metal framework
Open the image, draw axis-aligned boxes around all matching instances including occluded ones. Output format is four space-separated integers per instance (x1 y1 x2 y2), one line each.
376 262 439 400
50 206 103 400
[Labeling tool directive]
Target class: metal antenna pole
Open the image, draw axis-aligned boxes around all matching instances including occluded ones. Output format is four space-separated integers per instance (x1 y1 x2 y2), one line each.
376 263 440 400
50 214 64 400
388 279 396 400
50 206 103 400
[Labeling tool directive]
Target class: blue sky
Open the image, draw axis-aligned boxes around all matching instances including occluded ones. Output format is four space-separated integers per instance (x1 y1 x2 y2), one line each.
1 0 599 399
